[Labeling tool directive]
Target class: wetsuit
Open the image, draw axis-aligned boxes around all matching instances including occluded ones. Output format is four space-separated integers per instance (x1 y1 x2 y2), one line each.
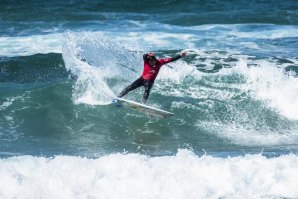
118 53 182 103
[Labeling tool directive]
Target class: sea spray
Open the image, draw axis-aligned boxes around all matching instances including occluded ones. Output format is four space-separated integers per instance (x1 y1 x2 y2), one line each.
62 32 142 105
231 59 298 120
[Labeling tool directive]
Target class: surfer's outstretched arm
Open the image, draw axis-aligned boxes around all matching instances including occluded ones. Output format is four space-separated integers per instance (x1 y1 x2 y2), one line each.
171 51 187 62
171 54 182 62
160 51 187 65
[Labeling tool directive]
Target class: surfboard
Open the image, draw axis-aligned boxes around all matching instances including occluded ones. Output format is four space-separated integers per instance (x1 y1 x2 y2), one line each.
113 98 174 118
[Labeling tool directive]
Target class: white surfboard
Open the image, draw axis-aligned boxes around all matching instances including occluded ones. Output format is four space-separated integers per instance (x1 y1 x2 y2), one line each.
113 98 174 118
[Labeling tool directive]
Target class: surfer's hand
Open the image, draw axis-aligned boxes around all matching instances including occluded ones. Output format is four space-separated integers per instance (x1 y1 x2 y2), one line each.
180 51 187 57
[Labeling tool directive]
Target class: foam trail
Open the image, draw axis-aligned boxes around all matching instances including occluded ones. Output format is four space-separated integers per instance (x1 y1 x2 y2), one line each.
0 150 298 199
199 120 298 146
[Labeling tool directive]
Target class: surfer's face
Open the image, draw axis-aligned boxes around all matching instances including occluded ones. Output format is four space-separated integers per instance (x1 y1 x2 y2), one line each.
148 59 156 66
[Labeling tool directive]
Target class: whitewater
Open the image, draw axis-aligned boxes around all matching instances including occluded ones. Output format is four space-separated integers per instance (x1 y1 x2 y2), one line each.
1 150 298 199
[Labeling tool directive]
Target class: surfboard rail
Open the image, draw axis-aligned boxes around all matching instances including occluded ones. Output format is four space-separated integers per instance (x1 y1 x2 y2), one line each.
114 98 174 118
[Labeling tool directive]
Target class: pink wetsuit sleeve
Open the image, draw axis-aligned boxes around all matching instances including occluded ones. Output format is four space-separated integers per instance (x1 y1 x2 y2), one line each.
158 58 173 65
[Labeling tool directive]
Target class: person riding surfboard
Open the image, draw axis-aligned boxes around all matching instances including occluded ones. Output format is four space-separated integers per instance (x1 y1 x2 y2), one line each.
118 51 187 104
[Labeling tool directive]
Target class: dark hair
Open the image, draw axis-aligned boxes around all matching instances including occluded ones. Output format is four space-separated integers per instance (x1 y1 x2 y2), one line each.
147 55 156 61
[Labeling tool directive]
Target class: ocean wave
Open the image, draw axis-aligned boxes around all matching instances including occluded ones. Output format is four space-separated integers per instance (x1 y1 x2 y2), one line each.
0 150 297 199
1 28 298 155
0 53 67 84
0 34 62 57
1 24 297 57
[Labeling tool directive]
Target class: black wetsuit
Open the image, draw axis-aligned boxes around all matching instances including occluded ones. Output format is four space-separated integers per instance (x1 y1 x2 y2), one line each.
118 76 154 104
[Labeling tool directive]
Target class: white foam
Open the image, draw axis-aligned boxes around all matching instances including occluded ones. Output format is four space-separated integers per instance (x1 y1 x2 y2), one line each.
153 49 298 122
0 98 15 111
158 58 201 83
0 34 62 57
117 32 196 50
186 58 298 146
0 21 193 57
199 120 298 146
0 31 195 57
0 97 22 111
228 59 298 120
226 25 298 39
1 24 297 57
189 24 298 40
153 49 244 100
0 150 298 199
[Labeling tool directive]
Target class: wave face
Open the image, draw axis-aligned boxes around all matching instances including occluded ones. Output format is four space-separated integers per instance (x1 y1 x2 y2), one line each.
2 27 297 157
1 1 298 198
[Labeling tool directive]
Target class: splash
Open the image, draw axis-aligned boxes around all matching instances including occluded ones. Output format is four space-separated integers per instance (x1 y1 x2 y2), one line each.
62 31 142 105
194 57 298 146
231 59 298 120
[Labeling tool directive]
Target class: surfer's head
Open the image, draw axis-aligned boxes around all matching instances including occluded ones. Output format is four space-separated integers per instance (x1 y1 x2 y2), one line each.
147 52 156 66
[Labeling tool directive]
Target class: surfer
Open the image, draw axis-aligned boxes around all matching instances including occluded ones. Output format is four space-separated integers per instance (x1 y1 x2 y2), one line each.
118 51 187 103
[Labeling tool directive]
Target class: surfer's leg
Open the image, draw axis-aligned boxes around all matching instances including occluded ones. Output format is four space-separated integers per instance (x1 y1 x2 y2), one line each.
118 77 143 98
141 80 154 104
